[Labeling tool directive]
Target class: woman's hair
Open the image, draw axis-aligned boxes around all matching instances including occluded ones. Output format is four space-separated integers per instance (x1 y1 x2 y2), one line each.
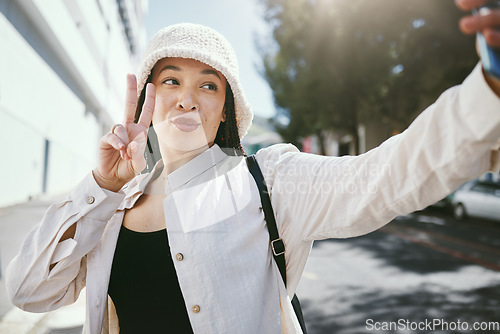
214 84 245 154
135 72 245 155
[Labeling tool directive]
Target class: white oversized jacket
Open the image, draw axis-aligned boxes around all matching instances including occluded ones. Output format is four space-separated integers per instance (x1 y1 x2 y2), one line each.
6 64 500 334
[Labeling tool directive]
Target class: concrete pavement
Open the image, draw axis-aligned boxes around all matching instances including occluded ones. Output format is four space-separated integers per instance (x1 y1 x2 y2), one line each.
296 211 500 333
0 196 85 334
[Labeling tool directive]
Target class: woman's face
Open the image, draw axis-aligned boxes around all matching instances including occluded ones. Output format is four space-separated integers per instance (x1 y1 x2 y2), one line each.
150 57 227 152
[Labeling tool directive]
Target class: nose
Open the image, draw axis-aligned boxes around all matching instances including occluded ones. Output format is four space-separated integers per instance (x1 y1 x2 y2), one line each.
176 89 198 111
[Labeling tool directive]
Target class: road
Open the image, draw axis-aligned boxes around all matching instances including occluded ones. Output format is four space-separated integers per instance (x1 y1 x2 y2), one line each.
1 201 500 333
296 208 500 334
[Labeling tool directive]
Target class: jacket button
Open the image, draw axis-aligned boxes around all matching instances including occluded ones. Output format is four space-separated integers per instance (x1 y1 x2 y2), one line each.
176 253 184 261
192 305 200 313
86 196 95 204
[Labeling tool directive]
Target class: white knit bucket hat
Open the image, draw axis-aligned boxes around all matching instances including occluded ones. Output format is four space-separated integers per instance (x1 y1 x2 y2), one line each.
137 23 253 139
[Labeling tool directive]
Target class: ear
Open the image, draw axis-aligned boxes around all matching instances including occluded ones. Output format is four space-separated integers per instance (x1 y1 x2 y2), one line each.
221 107 226 122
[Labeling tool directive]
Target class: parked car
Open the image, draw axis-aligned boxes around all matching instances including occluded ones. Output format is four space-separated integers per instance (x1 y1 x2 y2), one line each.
427 196 452 210
451 174 500 221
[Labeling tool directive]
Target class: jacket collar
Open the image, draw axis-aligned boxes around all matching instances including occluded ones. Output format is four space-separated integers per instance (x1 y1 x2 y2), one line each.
167 144 227 191
118 144 227 210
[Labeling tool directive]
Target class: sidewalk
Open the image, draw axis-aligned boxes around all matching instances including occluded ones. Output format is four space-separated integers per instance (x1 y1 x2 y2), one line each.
0 291 85 334
0 196 85 334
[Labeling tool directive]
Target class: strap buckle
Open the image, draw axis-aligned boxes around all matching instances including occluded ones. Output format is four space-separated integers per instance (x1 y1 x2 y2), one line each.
271 238 286 256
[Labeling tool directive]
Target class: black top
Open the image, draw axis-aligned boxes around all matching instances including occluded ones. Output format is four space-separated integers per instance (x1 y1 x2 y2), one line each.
108 225 194 334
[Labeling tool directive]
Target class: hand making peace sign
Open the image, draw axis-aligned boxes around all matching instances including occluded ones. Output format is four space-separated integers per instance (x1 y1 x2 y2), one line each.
93 74 156 192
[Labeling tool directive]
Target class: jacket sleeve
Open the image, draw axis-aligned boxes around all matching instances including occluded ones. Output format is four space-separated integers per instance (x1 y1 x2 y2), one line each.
255 63 500 295
5 172 125 313
257 63 500 242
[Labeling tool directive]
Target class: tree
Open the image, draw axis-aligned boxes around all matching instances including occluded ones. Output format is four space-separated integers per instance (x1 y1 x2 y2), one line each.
259 0 477 154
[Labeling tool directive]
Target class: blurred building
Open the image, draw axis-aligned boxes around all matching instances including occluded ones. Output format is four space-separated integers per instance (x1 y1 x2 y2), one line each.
0 0 147 206
301 121 396 156
241 115 283 155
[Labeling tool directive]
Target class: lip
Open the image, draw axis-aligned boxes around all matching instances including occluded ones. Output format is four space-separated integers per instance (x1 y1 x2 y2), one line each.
171 117 201 132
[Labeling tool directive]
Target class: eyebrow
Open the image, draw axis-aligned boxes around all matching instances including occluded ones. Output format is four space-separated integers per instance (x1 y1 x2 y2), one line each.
200 69 221 80
159 65 181 73
158 65 221 80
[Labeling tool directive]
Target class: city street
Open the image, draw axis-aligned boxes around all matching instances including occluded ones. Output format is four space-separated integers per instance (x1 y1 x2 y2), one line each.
297 208 500 334
1 201 500 333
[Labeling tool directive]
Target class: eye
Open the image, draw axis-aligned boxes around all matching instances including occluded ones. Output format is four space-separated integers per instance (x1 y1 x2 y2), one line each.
201 83 218 91
162 78 179 85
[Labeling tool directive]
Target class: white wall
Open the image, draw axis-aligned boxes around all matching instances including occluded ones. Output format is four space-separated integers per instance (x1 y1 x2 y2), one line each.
0 0 146 206
0 14 97 204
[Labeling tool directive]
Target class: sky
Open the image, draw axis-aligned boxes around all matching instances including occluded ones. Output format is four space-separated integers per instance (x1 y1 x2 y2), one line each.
143 0 276 118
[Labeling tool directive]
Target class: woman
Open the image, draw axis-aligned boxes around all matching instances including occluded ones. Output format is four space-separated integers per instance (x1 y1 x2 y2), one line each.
6 1 500 333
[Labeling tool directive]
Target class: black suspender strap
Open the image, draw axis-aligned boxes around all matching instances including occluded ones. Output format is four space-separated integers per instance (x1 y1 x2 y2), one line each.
246 155 287 284
246 155 307 333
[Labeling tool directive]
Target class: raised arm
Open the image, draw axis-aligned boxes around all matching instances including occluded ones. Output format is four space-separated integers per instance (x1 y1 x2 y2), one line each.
59 75 155 242
5 75 155 312
93 74 155 192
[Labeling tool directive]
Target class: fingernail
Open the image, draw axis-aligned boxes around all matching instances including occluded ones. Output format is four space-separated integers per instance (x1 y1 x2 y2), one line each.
461 16 474 30
130 141 137 151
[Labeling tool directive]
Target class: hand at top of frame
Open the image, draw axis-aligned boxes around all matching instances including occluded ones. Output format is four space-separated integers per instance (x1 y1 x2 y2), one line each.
456 0 500 96
93 74 155 192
